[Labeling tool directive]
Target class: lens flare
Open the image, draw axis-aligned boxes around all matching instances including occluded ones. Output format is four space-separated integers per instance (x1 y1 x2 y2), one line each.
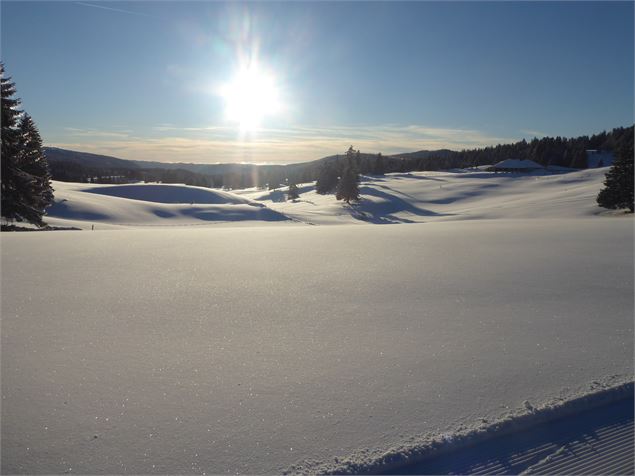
220 64 281 131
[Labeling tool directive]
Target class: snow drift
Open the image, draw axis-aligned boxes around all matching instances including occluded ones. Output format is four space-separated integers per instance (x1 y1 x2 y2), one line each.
45 181 293 228
81 183 250 205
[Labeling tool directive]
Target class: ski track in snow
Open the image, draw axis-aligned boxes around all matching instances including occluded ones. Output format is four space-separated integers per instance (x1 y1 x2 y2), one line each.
296 381 634 475
1 167 633 474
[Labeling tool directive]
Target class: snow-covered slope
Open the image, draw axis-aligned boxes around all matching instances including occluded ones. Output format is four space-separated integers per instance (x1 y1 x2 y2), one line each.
244 168 613 225
44 167 612 229
45 182 294 229
2 219 632 474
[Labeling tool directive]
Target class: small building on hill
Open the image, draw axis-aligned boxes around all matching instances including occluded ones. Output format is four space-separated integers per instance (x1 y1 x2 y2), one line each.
585 150 614 168
490 159 544 173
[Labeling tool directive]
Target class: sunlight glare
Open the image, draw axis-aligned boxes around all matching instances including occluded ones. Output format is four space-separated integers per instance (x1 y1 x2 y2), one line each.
220 64 282 131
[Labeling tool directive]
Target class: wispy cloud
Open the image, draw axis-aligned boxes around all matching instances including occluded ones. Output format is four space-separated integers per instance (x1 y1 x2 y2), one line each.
75 2 149 17
64 127 131 138
48 123 518 164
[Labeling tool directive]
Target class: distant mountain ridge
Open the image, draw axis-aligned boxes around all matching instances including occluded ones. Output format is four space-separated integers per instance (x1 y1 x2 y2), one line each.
43 146 456 188
45 147 141 170
44 146 450 173
43 124 634 189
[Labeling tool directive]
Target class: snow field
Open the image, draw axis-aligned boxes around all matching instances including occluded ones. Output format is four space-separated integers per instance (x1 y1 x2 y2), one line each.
1 218 632 474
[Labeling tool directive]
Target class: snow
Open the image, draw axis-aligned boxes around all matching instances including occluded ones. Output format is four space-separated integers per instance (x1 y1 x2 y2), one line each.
246 168 613 225
44 168 611 229
2 167 633 474
44 182 294 229
82 183 252 205
380 384 633 475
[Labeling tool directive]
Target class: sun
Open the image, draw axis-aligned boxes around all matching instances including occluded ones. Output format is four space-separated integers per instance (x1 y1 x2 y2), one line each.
220 64 282 131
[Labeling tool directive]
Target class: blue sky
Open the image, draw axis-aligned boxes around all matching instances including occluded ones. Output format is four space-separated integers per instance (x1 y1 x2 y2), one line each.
2 1 633 164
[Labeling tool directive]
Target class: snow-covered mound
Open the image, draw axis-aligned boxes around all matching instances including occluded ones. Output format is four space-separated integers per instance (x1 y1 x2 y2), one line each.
245 167 614 225
1 219 632 474
81 183 250 204
45 181 294 229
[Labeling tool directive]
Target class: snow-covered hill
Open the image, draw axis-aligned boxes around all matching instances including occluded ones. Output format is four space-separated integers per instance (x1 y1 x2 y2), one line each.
243 167 613 225
45 167 614 229
45 182 294 229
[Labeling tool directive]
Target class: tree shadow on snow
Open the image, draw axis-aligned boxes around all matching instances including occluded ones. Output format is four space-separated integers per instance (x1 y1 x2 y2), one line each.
181 206 291 222
46 199 110 221
355 186 453 224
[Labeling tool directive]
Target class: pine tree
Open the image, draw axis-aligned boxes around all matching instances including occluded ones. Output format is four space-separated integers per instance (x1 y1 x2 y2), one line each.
1 63 24 223
1 64 54 226
315 161 338 194
569 149 588 169
597 133 634 212
17 114 54 225
287 183 299 201
336 146 360 204
374 152 386 175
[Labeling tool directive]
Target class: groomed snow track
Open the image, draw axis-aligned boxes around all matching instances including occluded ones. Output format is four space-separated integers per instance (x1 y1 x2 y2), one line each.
289 381 634 475
390 391 634 475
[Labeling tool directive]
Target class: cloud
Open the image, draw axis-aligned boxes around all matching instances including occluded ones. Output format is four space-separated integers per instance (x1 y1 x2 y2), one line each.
64 127 131 138
48 123 518 164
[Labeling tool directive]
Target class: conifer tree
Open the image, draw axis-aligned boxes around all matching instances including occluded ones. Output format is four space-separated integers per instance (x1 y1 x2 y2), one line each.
1 63 24 222
374 152 386 175
597 134 634 212
315 161 338 194
1 64 54 226
17 114 54 224
569 149 588 169
287 183 299 201
336 146 360 204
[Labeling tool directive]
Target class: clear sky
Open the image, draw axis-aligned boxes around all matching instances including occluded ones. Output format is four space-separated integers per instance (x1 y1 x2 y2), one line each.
1 1 633 164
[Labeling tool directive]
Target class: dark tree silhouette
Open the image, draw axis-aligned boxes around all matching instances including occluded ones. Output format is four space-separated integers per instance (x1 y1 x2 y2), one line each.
17 114 54 224
597 133 634 212
1 65 54 226
569 149 588 169
315 161 339 194
287 183 299 201
1 63 23 222
336 146 360 204
374 152 386 175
